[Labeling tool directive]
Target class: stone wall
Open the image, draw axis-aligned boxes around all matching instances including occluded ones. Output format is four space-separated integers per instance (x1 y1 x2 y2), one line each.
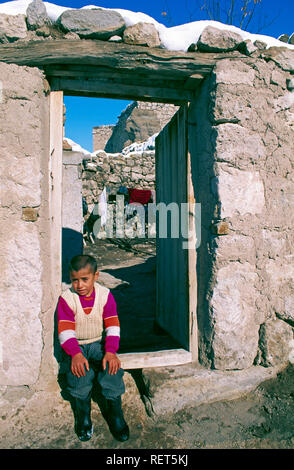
101 101 178 153
190 55 294 370
93 124 115 152
82 150 155 206
0 62 54 393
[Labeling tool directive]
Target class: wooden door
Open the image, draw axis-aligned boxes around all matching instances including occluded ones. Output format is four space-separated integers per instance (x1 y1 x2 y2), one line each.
155 104 195 351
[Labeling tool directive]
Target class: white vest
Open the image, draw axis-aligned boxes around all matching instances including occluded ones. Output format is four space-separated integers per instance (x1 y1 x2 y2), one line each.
61 282 109 345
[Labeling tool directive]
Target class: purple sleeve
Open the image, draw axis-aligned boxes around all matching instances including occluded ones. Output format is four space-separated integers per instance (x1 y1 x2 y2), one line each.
57 296 82 357
103 292 120 354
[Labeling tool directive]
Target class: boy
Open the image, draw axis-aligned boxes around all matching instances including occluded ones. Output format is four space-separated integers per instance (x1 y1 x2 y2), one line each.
57 254 129 442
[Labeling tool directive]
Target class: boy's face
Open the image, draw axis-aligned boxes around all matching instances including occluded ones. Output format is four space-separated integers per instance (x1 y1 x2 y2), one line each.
70 265 99 297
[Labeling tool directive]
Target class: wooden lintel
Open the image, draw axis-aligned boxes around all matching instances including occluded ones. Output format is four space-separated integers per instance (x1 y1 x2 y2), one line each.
50 77 193 103
44 65 192 91
0 39 214 80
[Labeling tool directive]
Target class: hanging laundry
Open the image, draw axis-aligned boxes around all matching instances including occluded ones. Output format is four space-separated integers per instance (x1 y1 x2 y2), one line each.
127 188 152 205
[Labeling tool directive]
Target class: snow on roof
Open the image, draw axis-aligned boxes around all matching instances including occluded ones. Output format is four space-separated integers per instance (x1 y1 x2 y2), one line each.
64 137 91 155
0 0 293 52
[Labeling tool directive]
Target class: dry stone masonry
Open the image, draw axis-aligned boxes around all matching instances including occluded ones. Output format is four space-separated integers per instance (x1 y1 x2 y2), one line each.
82 149 155 207
0 1 294 410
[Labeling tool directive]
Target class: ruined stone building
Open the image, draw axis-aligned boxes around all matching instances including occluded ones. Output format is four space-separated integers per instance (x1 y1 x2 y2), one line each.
0 3 294 417
93 101 178 152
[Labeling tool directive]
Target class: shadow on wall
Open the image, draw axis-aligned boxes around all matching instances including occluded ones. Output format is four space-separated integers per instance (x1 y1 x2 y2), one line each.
62 227 83 283
188 85 216 369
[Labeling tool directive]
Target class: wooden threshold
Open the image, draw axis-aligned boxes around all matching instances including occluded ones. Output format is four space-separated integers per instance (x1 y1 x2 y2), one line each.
118 348 192 370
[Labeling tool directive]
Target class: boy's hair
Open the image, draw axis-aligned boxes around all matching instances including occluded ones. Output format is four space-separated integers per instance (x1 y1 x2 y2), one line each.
69 255 98 274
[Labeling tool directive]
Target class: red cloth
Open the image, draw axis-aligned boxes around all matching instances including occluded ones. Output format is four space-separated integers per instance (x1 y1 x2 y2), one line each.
128 188 152 205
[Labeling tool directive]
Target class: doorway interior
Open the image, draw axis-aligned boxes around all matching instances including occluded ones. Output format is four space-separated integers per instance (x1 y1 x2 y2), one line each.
52 89 197 370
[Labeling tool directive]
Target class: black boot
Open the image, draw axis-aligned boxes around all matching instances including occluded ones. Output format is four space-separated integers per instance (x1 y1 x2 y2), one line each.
73 395 93 442
106 396 129 442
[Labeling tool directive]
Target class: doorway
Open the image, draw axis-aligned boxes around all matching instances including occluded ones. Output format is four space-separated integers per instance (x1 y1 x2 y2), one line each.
51 91 197 369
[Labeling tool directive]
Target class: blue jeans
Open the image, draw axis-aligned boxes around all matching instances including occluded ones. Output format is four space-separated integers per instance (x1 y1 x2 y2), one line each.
62 340 125 400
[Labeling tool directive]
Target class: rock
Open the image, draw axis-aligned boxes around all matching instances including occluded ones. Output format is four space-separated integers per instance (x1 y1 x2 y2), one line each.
263 48 294 73
197 25 244 52
278 33 289 43
26 0 51 31
238 39 258 56
288 33 294 44
214 59 256 85
211 234 256 264
63 139 73 150
35 23 64 39
211 165 265 218
210 262 260 370
286 78 294 91
0 14 27 43
253 39 267 50
35 24 51 37
57 8 125 40
283 296 294 325
259 318 293 367
210 220 230 235
21 207 39 222
64 31 80 40
187 43 196 52
123 22 161 47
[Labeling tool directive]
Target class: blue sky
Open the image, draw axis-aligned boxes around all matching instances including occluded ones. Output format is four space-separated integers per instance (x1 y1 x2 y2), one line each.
1 0 294 151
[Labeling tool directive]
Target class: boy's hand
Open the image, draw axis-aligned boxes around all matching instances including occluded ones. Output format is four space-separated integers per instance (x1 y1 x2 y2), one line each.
102 352 121 375
71 352 89 378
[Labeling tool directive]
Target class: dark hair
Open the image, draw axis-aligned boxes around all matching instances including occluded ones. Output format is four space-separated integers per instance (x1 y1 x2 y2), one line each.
68 255 98 274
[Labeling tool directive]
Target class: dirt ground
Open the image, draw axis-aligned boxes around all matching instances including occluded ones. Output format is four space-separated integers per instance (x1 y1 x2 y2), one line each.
1 238 293 450
1 360 293 450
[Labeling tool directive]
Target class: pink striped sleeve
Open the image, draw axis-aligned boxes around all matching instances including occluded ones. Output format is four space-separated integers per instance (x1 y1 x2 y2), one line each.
103 292 120 354
57 296 81 357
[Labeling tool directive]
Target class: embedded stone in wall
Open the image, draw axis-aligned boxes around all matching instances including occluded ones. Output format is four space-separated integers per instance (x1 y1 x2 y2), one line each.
284 295 294 325
261 47 294 73
259 318 293 367
214 59 256 86
0 14 27 43
265 259 294 288
211 234 256 264
0 224 43 385
57 8 126 39
123 22 161 47
197 25 244 52
213 123 265 165
210 262 260 370
211 165 265 218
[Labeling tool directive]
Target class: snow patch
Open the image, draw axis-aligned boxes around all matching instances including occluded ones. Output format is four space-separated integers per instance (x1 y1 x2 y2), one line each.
64 137 91 156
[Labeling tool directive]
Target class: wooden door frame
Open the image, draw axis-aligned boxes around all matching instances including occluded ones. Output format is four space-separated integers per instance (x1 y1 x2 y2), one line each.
49 93 197 370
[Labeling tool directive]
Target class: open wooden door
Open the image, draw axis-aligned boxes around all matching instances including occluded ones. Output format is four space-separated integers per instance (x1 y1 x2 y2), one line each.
155 104 197 356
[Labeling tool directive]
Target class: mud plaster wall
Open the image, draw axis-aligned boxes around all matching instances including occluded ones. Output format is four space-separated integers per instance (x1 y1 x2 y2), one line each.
0 62 56 398
190 57 294 370
1 49 294 408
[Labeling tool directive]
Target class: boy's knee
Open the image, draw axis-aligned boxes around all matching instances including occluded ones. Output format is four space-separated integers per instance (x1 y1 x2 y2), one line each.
67 367 95 399
97 366 125 399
